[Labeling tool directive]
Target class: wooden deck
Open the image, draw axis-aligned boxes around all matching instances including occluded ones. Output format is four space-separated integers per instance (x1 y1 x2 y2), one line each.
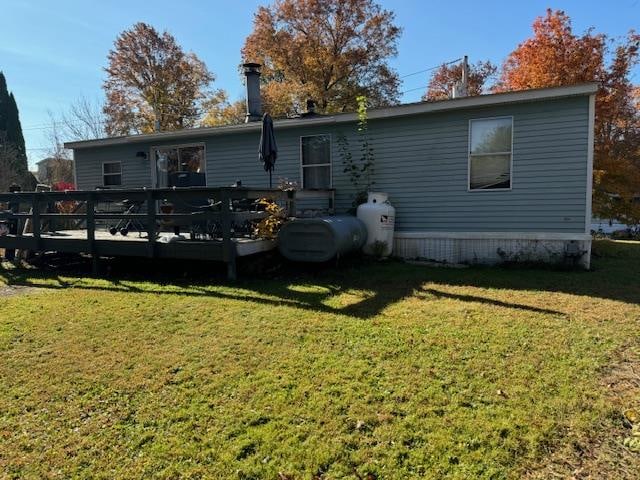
0 186 290 279
2 230 276 259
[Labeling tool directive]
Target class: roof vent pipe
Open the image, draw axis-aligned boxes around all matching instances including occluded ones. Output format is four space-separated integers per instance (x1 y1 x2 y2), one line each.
242 62 262 123
306 99 316 114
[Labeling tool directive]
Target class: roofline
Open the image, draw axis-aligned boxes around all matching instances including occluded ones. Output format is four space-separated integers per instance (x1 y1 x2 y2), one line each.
65 83 598 150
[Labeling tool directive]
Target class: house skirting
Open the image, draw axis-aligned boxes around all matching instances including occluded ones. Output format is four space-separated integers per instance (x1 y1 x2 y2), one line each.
393 232 592 269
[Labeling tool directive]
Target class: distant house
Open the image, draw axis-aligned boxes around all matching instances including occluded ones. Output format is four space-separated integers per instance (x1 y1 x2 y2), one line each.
64 67 596 268
35 157 74 186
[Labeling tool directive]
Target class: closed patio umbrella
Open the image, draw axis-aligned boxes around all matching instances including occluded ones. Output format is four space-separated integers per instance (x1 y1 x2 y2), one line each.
259 113 278 188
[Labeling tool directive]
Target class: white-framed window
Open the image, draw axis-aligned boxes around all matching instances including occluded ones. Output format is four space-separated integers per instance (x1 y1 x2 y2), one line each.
468 117 513 191
152 143 206 188
300 134 331 189
102 161 122 187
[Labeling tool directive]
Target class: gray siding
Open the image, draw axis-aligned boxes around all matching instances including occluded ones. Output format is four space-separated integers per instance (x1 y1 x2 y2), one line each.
74 96 589 233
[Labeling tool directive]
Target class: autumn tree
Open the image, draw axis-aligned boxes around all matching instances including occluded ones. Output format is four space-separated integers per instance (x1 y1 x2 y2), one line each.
104 22 214 136
201 91 246 127
497 9 640 226
242 0 401 117
424 60 497 101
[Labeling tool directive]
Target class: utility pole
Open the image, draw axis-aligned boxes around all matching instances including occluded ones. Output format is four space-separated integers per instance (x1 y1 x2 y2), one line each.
461 55 469 97
451 55 470 99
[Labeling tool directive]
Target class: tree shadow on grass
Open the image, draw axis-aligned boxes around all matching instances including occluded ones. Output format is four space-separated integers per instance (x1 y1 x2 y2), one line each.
0 240 638 319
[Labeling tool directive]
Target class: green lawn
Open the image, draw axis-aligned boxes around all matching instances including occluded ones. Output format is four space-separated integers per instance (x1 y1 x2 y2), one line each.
0 241 639 479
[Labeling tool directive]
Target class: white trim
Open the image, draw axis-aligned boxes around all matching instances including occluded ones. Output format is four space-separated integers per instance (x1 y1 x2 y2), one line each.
467 116 514 192
393 231 592 241
585 93 596 233
101 161 122 187
300 134 332 189
149 142 206 188
65 83 599 150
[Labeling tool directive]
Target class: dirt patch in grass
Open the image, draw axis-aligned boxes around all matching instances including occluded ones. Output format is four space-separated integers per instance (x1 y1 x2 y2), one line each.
0 260 39 297
524 345 640 479
0 284 37 297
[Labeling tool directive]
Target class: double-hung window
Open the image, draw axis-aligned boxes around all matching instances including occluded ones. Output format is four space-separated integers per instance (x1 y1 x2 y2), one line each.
469 117 513 190
301 135 331 189
102 161 122 187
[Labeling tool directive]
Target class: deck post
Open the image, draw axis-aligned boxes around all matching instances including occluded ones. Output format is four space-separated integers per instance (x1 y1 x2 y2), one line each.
220 189 237 280
86 192 98 274
286 190 296 217
4 185 21 261
146 189 156 258
32 194 41 251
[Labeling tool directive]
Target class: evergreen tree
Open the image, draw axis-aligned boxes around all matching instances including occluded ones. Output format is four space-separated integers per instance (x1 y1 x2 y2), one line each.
0 71 35 190
6 93 27 163
0 72 8 134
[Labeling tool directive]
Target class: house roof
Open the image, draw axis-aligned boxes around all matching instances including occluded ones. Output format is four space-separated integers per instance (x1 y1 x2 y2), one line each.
64 83 598 150
36 157 55 165
36 157 73 165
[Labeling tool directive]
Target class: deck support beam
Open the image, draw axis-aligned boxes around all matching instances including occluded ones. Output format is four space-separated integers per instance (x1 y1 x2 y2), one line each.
220 190 237 281
86 192 98 275
146 189 156 258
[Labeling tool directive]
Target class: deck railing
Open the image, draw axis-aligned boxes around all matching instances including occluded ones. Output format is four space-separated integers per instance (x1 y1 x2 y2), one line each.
0 186 293 279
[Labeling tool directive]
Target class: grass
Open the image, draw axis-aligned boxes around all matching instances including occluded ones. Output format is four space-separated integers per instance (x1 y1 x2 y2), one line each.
0 241 638 479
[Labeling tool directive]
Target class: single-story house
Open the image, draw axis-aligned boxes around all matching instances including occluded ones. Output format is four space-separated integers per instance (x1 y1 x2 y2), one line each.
64 69 597 268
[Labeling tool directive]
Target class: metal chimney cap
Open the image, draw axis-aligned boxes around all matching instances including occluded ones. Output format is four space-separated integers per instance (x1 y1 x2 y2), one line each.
242 62 262 73
306 99 316 112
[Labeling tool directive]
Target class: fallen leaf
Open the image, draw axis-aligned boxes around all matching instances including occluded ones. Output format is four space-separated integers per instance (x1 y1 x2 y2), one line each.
623 436 640 452
623 408 639 425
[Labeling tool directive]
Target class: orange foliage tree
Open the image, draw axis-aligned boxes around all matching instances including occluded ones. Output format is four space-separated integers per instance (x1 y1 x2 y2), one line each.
241 0 401 117
424 60 497 101
200 90 246 127
104 23 215 136
497 9 640 227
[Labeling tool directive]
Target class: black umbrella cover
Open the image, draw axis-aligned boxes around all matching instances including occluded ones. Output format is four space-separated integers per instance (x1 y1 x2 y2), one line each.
259 113 278 173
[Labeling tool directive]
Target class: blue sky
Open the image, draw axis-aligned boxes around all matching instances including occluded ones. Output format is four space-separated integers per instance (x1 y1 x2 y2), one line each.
2 0 639 168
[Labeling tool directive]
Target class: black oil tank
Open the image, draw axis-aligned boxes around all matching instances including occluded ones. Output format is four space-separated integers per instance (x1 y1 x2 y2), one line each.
278 215 367 262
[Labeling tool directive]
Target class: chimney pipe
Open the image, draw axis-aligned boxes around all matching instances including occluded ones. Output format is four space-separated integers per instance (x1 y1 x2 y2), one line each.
306 99 316 114
242 62 262 123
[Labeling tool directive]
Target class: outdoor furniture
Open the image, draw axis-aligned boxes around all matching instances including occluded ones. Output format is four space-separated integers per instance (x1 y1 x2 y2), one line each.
109 199 145 236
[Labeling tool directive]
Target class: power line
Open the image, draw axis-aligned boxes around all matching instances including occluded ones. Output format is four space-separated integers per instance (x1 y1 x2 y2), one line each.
400 85 430 95
399 57 468 97
19 58 466 131
399 58 462 79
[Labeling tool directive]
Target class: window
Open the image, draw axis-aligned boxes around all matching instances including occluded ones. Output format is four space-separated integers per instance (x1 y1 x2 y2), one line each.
301 135 331 189
102 162 122 186
153 144 205 188
469 117 513 190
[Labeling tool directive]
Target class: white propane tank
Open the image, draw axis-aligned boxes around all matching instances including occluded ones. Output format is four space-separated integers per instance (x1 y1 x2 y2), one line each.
357 192 395 256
